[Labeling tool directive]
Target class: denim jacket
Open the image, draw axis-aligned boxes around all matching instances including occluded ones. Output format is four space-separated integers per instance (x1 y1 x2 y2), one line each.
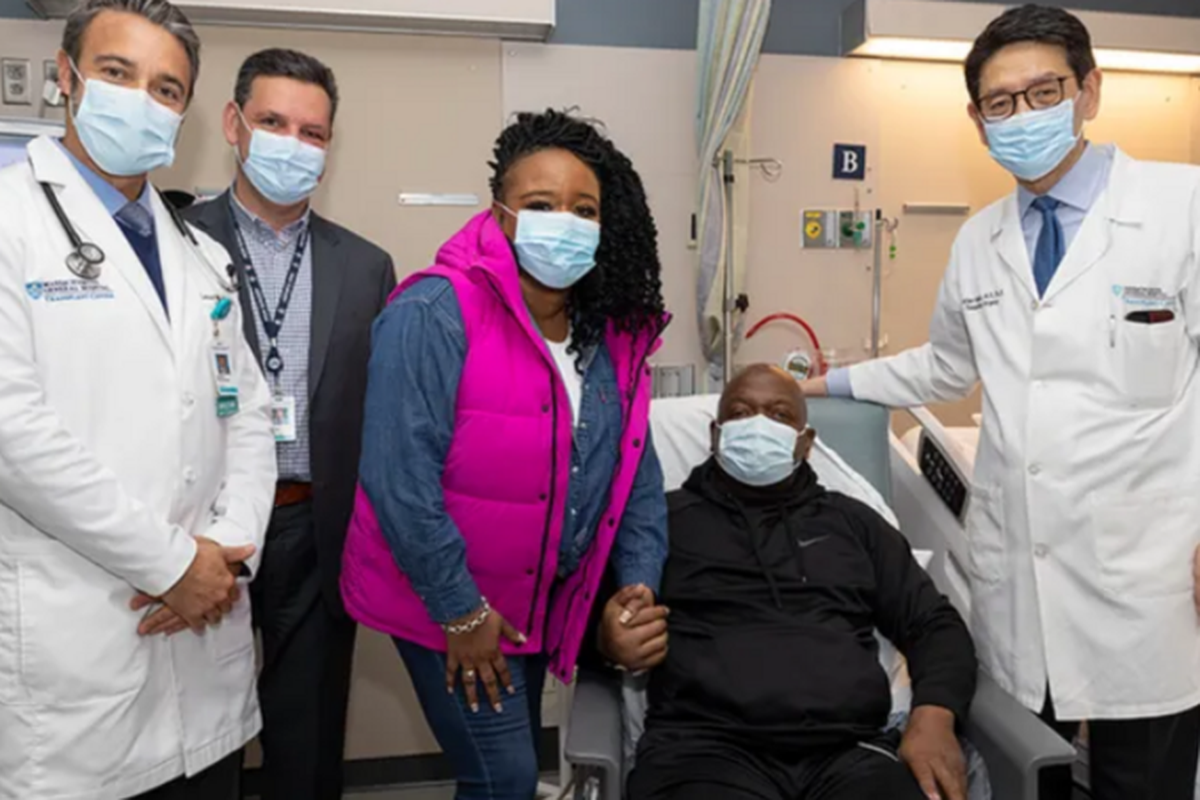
359 277 668 624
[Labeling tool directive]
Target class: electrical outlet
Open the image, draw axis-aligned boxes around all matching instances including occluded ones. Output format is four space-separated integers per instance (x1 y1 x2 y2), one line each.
2 59 33 106
42 60 63 107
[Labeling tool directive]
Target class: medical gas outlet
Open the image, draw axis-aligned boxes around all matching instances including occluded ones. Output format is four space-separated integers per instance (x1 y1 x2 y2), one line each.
801 209 874 249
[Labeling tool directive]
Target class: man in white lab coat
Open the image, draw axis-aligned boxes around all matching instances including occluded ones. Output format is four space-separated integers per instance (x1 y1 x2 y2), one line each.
804 5 1200 798
0 1 276 799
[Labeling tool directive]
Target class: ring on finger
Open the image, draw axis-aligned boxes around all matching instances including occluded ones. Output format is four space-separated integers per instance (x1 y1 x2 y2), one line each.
464 668 476 679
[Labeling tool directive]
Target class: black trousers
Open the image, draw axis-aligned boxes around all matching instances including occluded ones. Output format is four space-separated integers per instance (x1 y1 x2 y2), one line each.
246 500 358 800
134 751 241 800
628 729 927 800
1038 692 1200 800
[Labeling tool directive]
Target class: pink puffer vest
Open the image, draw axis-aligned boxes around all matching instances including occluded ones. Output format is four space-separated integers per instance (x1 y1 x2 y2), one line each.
341 211 662 681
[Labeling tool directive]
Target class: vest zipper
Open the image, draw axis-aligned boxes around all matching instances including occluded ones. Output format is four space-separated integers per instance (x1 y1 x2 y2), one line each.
476 273 564 636
546 316 668 664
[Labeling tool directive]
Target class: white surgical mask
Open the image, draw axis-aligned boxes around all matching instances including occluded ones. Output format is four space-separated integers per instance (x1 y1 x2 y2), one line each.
716 415 804 487
499 204 601 289
70 61 182 176
236 108 326 206
984 98 1081 182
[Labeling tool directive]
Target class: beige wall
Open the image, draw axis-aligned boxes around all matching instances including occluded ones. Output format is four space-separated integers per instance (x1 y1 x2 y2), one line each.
0 20 65 126
1192 78 1200 164
161 25 502 284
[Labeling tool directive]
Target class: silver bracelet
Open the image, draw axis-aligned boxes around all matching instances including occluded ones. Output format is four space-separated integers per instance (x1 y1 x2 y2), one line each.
443 598 490 636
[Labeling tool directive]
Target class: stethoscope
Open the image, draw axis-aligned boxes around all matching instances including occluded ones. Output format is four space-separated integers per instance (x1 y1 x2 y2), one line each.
39 181 240 294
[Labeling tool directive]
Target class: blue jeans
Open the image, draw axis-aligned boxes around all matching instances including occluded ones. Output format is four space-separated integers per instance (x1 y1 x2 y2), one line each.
394 638 548 800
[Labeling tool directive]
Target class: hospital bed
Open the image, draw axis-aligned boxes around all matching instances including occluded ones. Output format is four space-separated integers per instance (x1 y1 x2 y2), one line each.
563 396 1075 800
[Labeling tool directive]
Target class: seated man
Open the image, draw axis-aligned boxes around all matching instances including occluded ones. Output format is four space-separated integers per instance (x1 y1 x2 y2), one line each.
602 365 977 800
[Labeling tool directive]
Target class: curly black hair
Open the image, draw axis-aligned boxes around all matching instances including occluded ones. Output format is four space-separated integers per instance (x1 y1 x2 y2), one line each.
489 109 666 361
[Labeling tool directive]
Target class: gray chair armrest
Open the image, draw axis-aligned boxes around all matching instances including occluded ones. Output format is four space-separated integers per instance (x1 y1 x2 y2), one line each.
565 670 623 800
966 671 1076 800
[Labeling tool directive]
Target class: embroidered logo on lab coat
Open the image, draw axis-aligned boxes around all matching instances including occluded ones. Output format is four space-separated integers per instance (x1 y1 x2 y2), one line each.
25 279 115 303
1112 284 1177 309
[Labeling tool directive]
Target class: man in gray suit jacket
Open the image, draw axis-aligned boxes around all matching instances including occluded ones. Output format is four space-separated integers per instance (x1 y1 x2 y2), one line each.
184 48 396 800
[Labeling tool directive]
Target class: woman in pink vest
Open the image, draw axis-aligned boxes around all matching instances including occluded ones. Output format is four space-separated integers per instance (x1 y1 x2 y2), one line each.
343 110 670 798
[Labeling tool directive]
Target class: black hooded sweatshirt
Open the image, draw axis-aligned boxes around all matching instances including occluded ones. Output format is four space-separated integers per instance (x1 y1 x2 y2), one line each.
644 458 976 756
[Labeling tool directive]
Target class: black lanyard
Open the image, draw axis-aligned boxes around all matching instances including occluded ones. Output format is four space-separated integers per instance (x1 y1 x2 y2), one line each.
230 213 310 383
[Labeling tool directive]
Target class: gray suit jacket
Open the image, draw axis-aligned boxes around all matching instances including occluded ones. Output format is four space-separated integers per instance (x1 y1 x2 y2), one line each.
184 191 397 613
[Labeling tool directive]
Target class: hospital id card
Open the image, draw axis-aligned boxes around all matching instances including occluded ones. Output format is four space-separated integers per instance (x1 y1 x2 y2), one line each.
270 395 298 443
210 344 239 397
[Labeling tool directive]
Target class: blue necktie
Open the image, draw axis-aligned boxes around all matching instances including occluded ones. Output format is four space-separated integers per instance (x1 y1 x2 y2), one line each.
1031 196 1064 298
115 201 168 312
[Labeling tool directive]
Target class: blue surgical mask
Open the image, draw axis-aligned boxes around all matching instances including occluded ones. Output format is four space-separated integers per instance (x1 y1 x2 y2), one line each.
237 109 327 206
500 204 601 290
70 66 182 177
984 98 1080 182
716 415 804 487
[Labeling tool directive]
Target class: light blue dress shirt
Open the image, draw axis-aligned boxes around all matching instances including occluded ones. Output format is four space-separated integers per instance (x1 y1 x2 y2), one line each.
230 189 314 481
54 139 154 227
826 143 1115 398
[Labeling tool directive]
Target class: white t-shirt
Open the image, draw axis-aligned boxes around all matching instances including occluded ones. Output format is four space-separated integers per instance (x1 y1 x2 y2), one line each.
545 336 582 428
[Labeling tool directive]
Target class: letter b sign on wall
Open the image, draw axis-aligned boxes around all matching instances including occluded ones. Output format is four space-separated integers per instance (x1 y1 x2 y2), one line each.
833 144 867 180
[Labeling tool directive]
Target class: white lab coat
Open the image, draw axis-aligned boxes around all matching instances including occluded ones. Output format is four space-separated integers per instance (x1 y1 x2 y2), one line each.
850 147 1200 721
0 136 276 799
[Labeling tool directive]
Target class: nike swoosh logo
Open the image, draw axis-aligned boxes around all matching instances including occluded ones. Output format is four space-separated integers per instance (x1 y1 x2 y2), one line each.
795 536 829 549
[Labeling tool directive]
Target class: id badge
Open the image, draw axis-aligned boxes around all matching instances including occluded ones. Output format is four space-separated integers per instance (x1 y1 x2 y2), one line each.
270 395 298 443
210 344 239 397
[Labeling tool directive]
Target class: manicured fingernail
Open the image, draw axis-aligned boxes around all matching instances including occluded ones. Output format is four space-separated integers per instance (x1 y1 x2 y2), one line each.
507 685 516 695
518 633 528 643
470 703 479 713
619 609 633 625
447 687 454 695
493 703 503 713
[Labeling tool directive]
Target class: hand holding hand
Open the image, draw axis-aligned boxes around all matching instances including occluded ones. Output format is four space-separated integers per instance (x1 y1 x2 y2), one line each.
160 538 254 632
598 584 669 672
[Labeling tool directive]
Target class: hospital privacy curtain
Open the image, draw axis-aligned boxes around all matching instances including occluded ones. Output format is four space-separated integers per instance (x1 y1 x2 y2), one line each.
695 0 771 385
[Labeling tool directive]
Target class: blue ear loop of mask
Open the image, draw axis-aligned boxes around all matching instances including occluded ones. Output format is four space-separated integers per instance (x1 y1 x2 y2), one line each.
497 203 601 290
235 107 327 206
67 58 183 177
716 415 809 487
